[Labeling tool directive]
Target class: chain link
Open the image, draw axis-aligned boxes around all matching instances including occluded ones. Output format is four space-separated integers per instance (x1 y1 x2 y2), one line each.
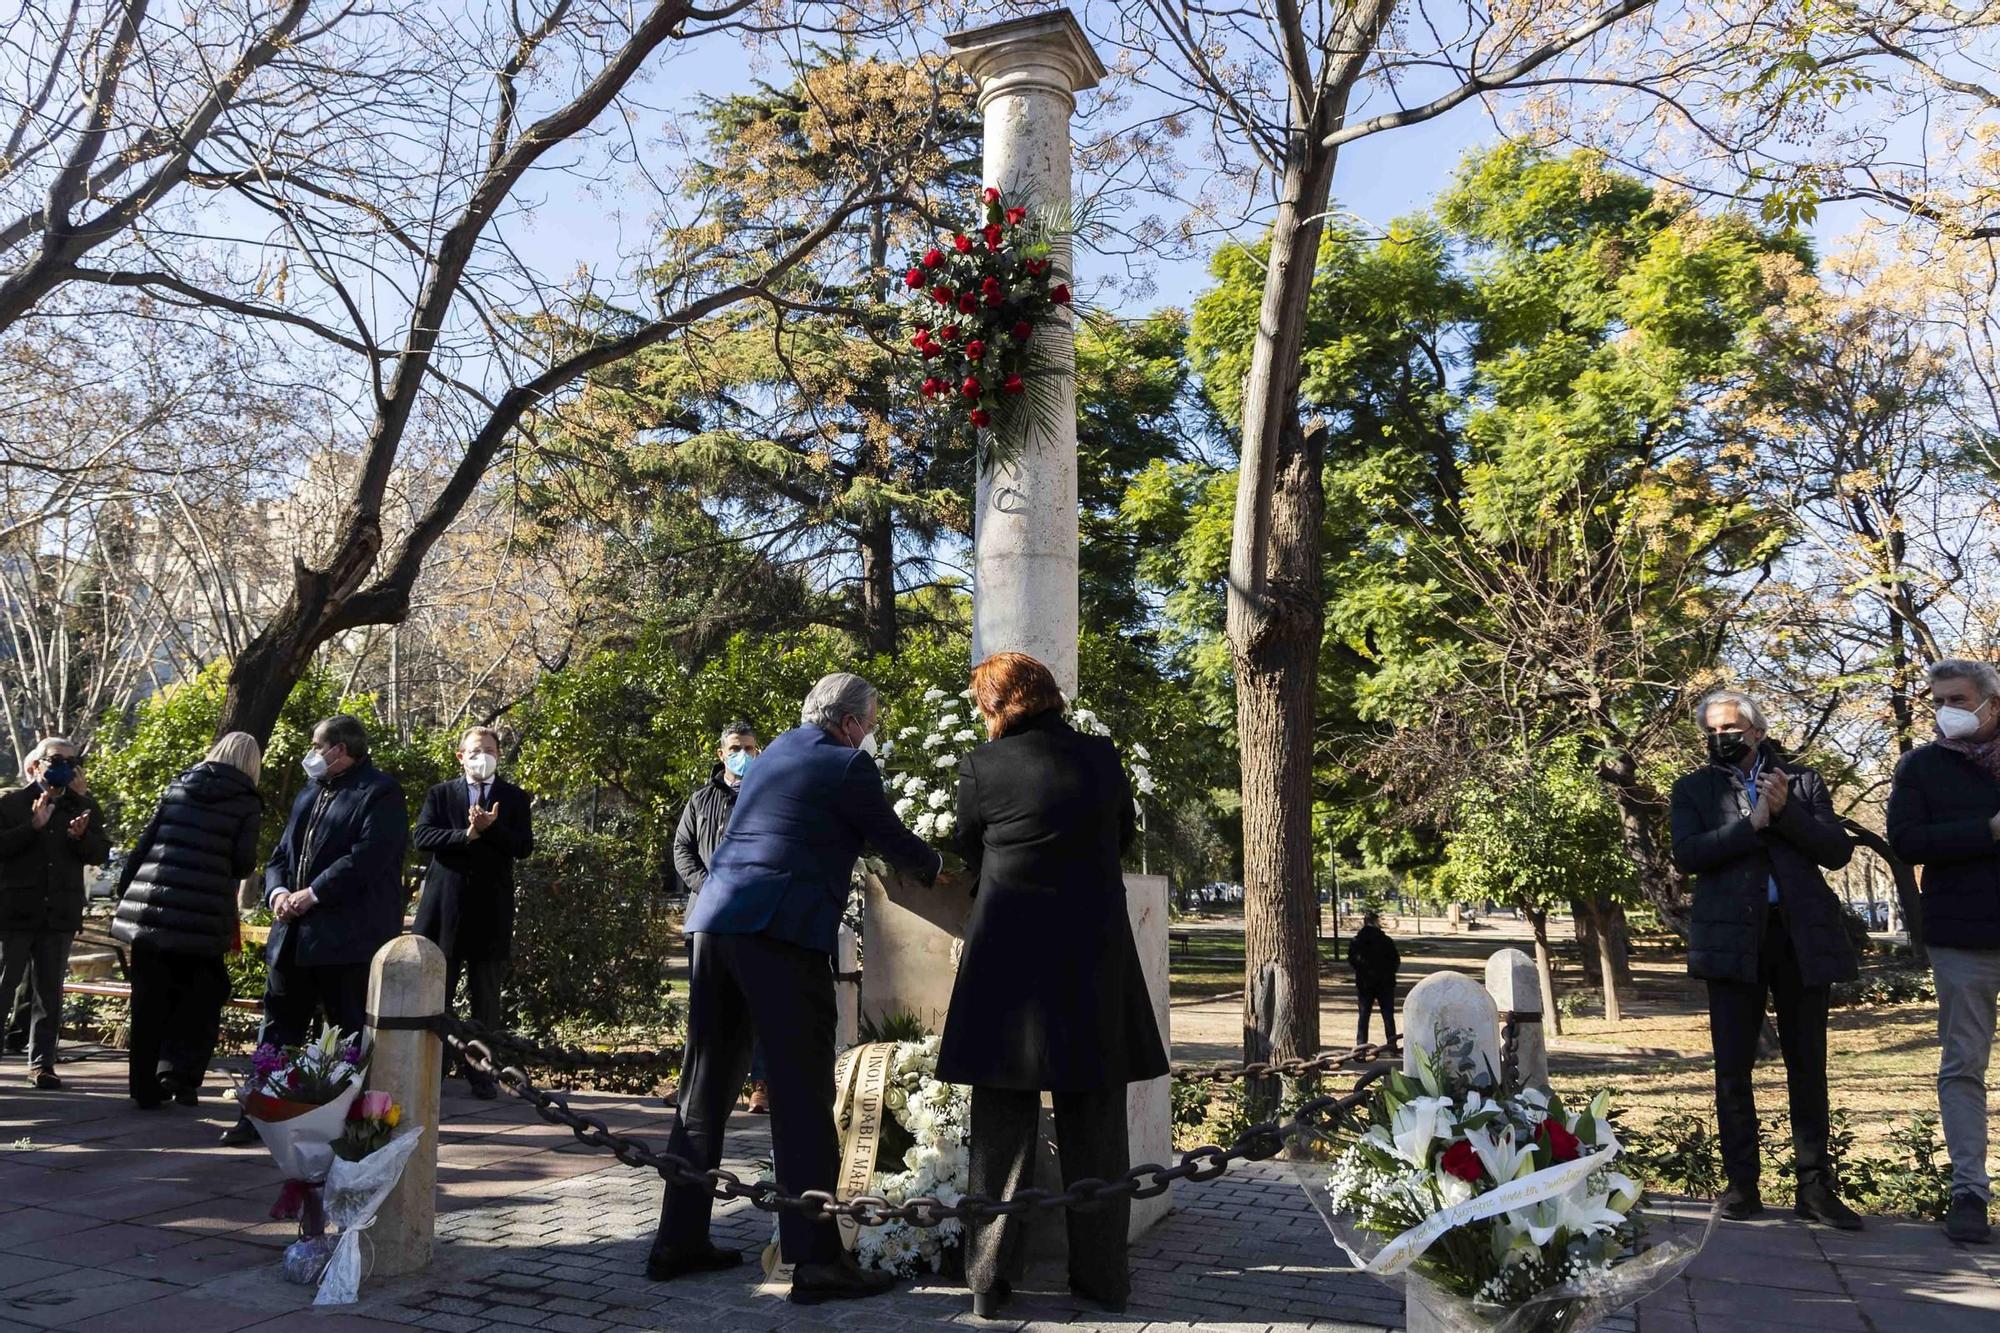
433 1014 1390 1228
1167 1038 1402 1085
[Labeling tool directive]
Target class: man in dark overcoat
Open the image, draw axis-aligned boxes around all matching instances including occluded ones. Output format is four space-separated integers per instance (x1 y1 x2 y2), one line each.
414 725 534 1098
1670 689 1860 1228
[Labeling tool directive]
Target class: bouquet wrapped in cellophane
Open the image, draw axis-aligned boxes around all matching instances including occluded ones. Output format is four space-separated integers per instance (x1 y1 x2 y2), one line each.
240 1025 368 1253
1287 1047 1713 1333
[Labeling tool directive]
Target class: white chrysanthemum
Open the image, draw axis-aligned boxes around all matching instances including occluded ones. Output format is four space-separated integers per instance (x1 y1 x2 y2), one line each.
898 726 919 740
927 787 951 810
952 728 978 743
922 732 948 749
923 687 947 702
933 754 957 769
1131 742 1151 760
894 797 915 819
1132 764 1156 794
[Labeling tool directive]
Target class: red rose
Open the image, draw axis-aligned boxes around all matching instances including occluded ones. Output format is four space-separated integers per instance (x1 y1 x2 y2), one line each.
1539 1118 1582 1164
940 325 961 342
1002 373 1024 395
981 275 1001 295
982 186 1000 204
1013 320 1032 340
904 267 924 288
910 330 930 349
1441 1140 1484 1183
983 223 1003 247
1006 206 1027 225
969 407 991 427
958 293 978 314
960 375 982 400
965 339 986 361
1025 258 1047 275
1050 283 1071 305
930 284 952 305
922 247 944 269
984 291 1004 307
920 377 939 397
953 233 973 254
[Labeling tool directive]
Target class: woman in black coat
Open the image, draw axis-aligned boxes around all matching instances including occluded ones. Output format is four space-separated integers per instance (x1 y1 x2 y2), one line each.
938 652 1167 1319
111 732 264 1108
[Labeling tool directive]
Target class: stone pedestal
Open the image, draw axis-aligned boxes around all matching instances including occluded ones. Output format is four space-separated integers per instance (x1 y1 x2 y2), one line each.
862 867 1174 1241
946 10 1103 698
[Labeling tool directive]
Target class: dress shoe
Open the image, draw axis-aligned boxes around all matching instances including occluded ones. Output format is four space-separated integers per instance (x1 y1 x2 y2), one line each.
31 1069 60 1091
790 1252 897 1305
972 1278 1011 1318
174 1085 200 1107
644 1242 743 1282
159 1072 200 1107
1943 1189 1992 1244
1071 1284 1129 1314
219 1117 260 1147
133 1094 168 1111
1718 1184 1763 1221
1794 1179 1864 1230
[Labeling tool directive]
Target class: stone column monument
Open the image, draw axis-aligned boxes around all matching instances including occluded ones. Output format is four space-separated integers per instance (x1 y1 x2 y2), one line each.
946 9 1103 698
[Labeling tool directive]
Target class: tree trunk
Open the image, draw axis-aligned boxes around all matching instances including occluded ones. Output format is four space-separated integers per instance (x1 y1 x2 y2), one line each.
1529 908 1562 1037
1842 820 1924 964
1571 895 1633 986
859 508 897 657
1596 748 1688 934
1237 417 1328 1095
1587 899 1623 1022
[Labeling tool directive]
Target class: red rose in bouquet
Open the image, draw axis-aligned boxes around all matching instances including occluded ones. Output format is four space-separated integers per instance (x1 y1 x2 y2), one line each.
1440 1140 1485 1183
1538 1117 1582 1163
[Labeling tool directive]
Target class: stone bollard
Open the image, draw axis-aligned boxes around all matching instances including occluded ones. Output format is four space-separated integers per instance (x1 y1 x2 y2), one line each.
1401 971 1500 1087
1485 948 1549 1095
365 934 446 1276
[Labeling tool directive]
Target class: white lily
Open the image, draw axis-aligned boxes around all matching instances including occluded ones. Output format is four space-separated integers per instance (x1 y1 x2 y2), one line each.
1468 1123 1540 1184
1385 1095 1453 1166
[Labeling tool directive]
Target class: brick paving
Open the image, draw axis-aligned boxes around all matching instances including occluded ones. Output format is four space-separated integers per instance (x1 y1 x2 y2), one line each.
0 1047 1994 1331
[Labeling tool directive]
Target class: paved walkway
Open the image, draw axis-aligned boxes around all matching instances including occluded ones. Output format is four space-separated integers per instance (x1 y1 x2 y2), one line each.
0 1049 1994 1331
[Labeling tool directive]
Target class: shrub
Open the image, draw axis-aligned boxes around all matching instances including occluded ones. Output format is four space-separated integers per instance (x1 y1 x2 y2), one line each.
508 822 682 1036
1619 1108 1726 1198
1831 965 1935 1008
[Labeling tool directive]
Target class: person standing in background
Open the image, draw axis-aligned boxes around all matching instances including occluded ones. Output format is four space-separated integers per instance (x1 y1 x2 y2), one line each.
670 722 765 1111
413 725 534 1099
0 737 111 1089
1347 911 1401 1048
111 732 265 1108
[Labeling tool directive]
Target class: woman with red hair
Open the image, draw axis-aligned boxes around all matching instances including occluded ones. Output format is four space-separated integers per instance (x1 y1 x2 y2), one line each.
938 652 1166 1318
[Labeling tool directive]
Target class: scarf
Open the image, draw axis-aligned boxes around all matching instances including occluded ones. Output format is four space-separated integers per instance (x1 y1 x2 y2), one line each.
1938 734 2000 782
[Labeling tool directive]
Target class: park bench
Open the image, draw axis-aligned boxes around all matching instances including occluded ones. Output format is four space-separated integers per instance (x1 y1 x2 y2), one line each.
54 915 264 1013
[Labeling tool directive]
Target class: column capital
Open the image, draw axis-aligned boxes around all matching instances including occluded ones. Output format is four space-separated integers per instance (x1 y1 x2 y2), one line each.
945 8 1106 110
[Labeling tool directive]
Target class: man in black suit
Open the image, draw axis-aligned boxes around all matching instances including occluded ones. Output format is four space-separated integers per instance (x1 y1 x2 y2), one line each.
414 725 534 1099
222 714 407 1145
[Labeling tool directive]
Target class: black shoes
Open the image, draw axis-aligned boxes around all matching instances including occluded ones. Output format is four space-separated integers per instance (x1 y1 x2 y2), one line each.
789 1252 897 1305
158 1072 200 1107
219 1117 259 1147
1071 1282 1129 1314
1944 1190 1993 1244
1719 1184 1764 1221
31 1069 60 1090
972 1279 1011 1319
644 1242 743 1282
1794 1179 1864 1231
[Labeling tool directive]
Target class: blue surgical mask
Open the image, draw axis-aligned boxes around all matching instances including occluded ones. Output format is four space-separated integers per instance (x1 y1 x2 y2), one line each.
41 759 75 790
725 751 755 779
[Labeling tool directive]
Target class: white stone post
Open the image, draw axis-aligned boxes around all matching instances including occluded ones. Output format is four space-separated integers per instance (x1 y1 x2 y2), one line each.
946 10 1104 698
1485 947 1550 1094
365 934 446 1276
834 924 860 1050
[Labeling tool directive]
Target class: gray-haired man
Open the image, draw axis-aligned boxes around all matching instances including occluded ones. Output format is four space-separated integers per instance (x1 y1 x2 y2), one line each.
651 673 941 1304
1669 690 1861 1229
1888 657 2000 1244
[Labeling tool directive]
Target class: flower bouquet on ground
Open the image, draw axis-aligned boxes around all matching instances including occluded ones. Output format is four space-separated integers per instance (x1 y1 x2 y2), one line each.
1287 1048 1713 1333
314 1091 423 1306
239 1026 367 1276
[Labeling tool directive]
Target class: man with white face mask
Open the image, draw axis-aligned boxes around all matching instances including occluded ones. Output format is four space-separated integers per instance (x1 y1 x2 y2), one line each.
1889 658 2000 1244
413 726 534 1099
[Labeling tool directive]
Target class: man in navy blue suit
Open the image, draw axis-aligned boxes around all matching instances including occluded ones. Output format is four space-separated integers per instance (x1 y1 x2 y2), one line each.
649 672 942 1304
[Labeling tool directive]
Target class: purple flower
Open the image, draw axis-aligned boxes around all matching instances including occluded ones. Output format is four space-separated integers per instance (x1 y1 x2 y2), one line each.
252 1044 285 1076
341 1043 362 1066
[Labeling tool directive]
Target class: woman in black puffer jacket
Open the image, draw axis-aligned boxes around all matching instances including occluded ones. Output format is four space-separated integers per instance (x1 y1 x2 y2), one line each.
112 732 263 1108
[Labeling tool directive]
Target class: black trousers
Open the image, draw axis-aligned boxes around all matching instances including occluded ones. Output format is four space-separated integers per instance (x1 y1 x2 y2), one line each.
1707 908 1831 1192
445 955 506 1084
965 1084 1130 1300
127 941 231 1100
259 933 369 1051
656 932 840 1265
0 930 71 1071
1356 983 1397 1047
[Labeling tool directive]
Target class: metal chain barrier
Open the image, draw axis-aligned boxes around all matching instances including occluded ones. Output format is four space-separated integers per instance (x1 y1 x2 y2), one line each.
1168 1038 1402 1085
431 1013 1395 1228
452 1019 683 1075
